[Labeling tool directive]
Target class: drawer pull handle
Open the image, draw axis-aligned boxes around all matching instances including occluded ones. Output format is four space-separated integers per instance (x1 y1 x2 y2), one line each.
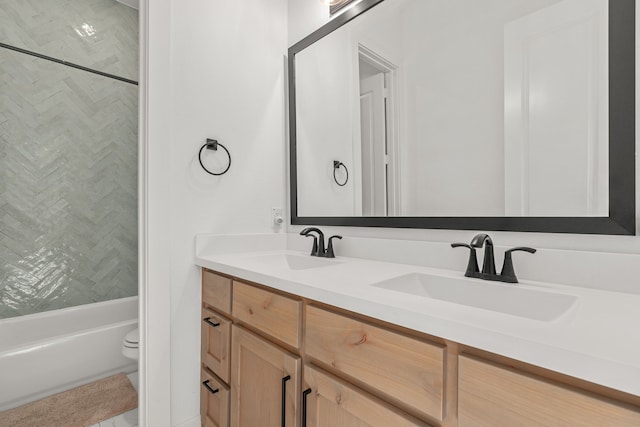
302 388 312 427
203 317 220 327
202 380 219 395
281 375 291 427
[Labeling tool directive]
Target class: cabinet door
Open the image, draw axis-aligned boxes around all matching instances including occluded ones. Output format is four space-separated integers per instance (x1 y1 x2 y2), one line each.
230 325 301 427
302 365 430 427
201 308 231 383
201 368 230 427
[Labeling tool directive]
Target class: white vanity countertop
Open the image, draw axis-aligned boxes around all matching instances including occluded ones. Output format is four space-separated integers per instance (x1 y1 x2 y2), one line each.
195 233 640 397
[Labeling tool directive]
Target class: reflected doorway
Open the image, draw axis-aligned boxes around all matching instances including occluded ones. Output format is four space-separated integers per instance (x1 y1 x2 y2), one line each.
357 45 400 216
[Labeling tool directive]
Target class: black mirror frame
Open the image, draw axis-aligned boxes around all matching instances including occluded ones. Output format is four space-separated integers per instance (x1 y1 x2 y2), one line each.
288 0 635 235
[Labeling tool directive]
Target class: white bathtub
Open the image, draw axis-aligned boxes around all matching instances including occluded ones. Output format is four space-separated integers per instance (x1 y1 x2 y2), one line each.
0 297 138 410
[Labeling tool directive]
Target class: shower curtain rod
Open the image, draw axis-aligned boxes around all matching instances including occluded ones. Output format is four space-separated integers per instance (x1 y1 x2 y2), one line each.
0 42 138 86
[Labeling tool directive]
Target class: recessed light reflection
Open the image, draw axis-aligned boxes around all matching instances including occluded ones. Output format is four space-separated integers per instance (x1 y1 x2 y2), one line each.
74 23 97 39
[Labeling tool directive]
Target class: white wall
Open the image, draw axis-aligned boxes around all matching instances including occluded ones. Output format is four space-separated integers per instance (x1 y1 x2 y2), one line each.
141 0 172 425
168 0 287 425
287 0 640 284
288 0 329 45
145 0 288 426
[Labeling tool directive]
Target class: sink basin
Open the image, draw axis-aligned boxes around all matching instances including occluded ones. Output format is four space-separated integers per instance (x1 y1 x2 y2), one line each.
372 273 577 321
243 253 342 271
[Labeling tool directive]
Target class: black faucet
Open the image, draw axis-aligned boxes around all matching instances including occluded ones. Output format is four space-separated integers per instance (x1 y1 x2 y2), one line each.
470 233 496 276
500 247 537 283
299 228 341 258
326 235 342 258
300 227 324 256
452 233 536 284
450 243 479 277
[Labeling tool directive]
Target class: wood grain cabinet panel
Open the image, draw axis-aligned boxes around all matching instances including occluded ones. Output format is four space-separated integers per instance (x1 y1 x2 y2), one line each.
203 270 232 315
305 305 445 422
303 365 431 427
458 354 640 427
201 368 230 427
201 307 231 383
230 325 301 427
232 281 301 348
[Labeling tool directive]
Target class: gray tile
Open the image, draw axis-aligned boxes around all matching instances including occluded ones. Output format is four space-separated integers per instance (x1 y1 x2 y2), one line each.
0 44 138 319
0 0 138 81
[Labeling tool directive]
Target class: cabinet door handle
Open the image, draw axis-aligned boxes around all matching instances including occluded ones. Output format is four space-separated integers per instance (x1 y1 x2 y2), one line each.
281 375 291 427
203 317 220 327
302 388 312 427
202 380 219 395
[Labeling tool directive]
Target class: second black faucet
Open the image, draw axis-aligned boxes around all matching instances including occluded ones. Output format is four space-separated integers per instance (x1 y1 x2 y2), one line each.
452 233 536 283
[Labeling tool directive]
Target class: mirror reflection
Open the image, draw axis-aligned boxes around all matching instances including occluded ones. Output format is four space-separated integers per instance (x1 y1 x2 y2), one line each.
295 0 609 217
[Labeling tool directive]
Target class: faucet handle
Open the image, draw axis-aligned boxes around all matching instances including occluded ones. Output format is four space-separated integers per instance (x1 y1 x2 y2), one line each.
505 247 537 255
500 247 537 283
451 243 479 277
324 235 342 258
451 242 472 249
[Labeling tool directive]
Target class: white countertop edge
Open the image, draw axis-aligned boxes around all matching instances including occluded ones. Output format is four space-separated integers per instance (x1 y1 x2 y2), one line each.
195 254 640 397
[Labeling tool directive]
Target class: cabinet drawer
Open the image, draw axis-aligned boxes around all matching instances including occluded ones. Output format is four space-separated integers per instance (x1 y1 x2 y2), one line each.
458 355 640 427
201 308 231 383
201 368 230 427
303 364 431 427
305 305 445 422
202 269 232 315
232 281 301 348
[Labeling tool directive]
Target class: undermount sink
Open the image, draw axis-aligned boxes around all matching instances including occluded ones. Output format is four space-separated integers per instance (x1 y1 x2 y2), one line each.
243 253 342 271
372 273 578 321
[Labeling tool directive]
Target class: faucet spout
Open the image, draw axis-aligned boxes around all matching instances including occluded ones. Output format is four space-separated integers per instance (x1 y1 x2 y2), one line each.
300 227 326 256
470 233 496 276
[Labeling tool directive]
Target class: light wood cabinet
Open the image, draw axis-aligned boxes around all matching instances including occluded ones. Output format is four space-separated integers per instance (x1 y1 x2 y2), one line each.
201 270 233 427
302 364 430 427
201 307 231 383
201 368 230 427
305 305 445 422
203 269 232 315
458 355 640 427
232 280 301 348
230 325 301 427
201 268 640 427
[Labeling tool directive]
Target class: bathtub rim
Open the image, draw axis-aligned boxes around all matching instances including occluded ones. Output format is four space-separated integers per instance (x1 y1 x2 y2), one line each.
0 296 139 352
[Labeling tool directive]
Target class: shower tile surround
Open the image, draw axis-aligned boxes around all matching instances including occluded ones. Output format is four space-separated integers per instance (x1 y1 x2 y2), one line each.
0 0 138 81
0 0 138 318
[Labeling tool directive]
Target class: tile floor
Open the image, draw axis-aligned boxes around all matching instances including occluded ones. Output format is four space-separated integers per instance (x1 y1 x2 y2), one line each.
89 372 138 427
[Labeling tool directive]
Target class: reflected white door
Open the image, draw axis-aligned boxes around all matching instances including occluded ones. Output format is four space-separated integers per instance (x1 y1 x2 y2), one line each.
360 73 388 216
504 0 608 216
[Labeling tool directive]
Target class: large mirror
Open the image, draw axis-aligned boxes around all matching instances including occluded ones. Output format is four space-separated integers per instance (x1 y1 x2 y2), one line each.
289 0 635 234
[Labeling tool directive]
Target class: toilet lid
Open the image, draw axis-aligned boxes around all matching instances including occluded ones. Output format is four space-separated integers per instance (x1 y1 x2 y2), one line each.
124 328 139 348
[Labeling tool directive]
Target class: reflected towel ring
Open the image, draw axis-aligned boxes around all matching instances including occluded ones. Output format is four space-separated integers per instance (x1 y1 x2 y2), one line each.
198 138 231 176
333 160 349 186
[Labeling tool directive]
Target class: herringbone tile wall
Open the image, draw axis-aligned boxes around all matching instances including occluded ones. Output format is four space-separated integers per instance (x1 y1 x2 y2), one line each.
0 0 138 318
0 0 138 81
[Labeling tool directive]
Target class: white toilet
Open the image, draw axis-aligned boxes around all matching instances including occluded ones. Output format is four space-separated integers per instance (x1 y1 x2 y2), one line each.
122 328 139 361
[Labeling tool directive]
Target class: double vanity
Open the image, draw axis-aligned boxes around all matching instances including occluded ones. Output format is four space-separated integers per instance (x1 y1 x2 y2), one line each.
194 0 639 424
195 233 640 427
